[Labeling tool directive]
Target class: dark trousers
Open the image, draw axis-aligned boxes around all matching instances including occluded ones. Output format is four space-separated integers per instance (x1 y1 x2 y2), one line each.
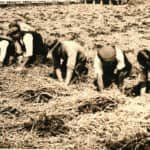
102 60 117 87
102 54 132 88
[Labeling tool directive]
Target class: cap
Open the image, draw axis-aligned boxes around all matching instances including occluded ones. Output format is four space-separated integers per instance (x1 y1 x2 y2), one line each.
97 45 116 61
7 22 20 38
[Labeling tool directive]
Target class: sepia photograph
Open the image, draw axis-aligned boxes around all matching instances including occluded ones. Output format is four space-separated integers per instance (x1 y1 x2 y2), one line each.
0 0 149 149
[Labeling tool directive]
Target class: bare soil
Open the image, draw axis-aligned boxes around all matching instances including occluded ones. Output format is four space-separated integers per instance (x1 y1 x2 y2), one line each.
0 1 150 149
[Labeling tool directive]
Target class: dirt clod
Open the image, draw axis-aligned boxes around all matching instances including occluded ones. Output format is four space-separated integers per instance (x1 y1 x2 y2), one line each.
78 97 118 114
0 106 21 117
0 141 11 148
22 113 69 137
18 89 53 103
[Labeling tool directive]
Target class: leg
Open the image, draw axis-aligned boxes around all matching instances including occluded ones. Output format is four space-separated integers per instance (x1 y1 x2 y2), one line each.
115 64 131 89
146 81 150 93
103 73 114 87
61 59 67 79
20 57 30 67
115 69 126 88
103 0 109 4
73 54 88 81
116 53 132 88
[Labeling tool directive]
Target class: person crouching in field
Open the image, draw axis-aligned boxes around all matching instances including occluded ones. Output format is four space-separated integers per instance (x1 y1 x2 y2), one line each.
0 35 16 67
131 49 150 96
48 40 88 85
7 21 46 71
94 44 132 91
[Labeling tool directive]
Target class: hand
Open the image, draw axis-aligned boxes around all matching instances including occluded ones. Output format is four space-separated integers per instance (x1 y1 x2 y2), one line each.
0 62 3 68
58 78 64 82
17 56 24 64
65 80 70 86
114 68 118 74
119 85 124 93
58 81 69 90
15 66 25 72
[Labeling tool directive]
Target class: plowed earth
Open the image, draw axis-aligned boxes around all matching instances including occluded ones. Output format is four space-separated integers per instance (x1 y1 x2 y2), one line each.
0 1 150 149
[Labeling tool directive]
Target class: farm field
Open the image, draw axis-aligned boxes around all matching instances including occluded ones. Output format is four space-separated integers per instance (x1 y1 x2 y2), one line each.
0 1 150 149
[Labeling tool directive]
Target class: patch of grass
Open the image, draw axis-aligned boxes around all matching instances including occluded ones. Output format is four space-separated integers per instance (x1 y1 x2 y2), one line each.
106 132 150 150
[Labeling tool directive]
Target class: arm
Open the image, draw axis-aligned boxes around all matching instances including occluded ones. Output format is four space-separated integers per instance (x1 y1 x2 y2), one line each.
65 51 77 85
55 68 63 82
52 50 63 82
94 55 104 91
115 47 125 71
0 40 9 63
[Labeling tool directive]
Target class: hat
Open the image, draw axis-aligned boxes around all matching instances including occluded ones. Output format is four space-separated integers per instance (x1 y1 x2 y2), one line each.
97 45 116 61
7 22 20 38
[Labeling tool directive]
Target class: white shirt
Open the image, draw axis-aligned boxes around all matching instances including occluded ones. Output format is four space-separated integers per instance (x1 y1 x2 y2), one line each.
22 33 33 57
115 47 125 70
